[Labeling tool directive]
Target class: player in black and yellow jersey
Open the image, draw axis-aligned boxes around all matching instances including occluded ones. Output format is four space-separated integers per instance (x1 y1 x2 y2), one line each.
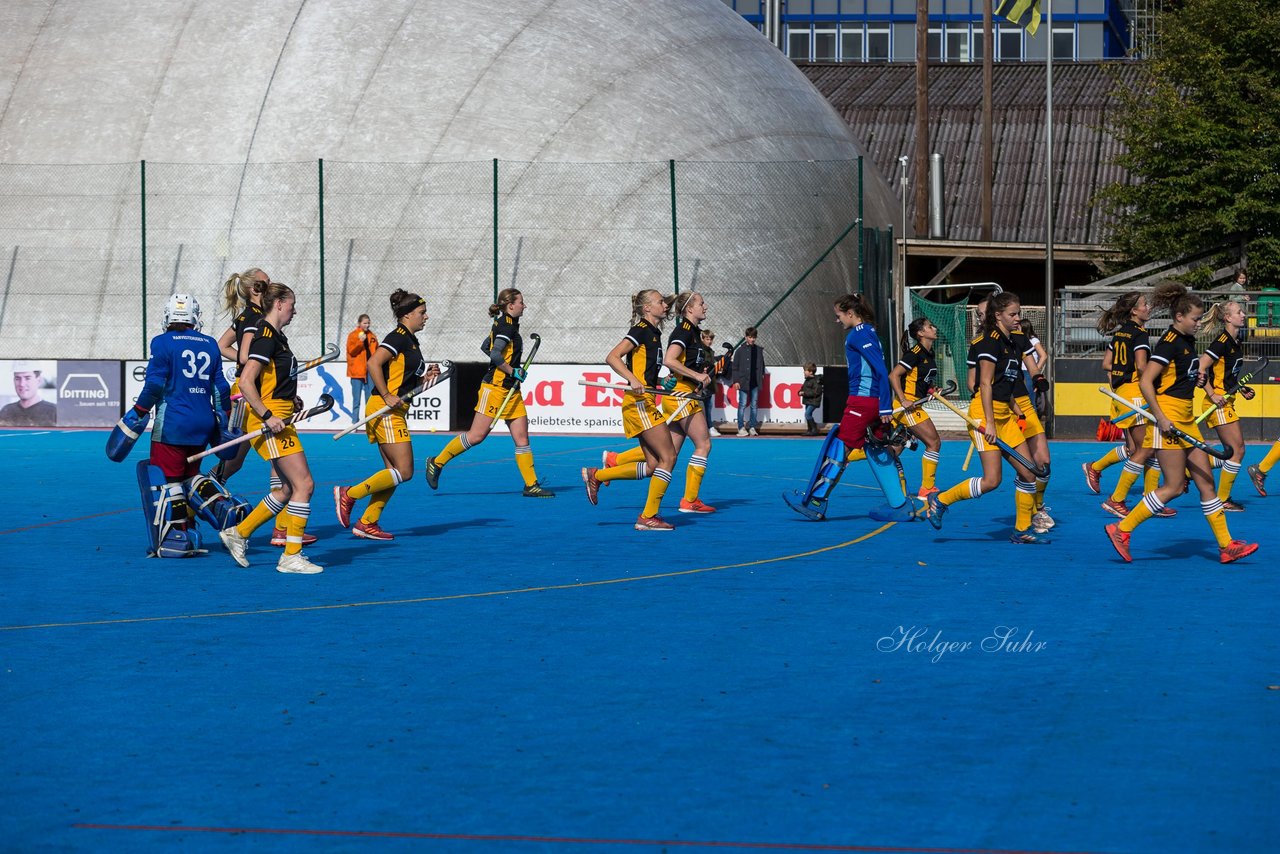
889 317 942 499
600 292 717 514
335 290 440 541
423 288 552 497
1105 282 1257 564
211 267 317 548
1198 298 1250 511
217 282 324 574
1007 322 1054 530
1086 291 1167 517
210 268 266 485
926 292 1047 544
582 289 679 531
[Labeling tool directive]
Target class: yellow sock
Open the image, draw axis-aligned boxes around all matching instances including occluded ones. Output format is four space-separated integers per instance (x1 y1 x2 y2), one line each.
1260 441 1280 474
237 495 282 538
1092 447 1124 471
514 445 538 487
1014 482 1036 531
920 451 939 492
362 488 394 525
349 468 399 501
283 501 310 556
1118 493 1159 533
683 455 707 502
1203 501 1231 548
597 461 645 483
938 477 981 507
642 469 672 517
1143 464 1160 493
1111 462 1141 502
616 446 646 466
434 434 470 466
1034 477 1048 511
275 507 290 531
1217 463 1239 502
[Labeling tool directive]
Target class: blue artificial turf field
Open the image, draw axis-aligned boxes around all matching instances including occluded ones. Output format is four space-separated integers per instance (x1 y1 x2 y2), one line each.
1 428 1276 853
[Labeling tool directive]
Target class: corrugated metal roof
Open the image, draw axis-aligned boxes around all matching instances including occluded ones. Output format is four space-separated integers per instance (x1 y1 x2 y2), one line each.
801 61 1144 245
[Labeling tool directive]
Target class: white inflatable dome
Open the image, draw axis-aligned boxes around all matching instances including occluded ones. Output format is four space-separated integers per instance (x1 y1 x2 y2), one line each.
0 0 898 363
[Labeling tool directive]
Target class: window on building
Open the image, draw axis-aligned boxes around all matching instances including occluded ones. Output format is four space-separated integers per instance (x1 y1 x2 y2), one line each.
1052 27 1075 60
841 28 865 62
787 26 811 60
815 27 838 61
946 28 971 62
814 0 841 13
867 28 890 61
998 26 1022 60
927 28 942 60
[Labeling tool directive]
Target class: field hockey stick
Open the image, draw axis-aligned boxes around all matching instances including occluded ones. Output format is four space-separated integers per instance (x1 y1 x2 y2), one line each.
929 392 1049 477
290 343 341 378
1097 386 1233 461
577 379 703 401
1193 356 1270 425
186 394 335 462
493 333 541 419
332 362 454 440
889 379 958 417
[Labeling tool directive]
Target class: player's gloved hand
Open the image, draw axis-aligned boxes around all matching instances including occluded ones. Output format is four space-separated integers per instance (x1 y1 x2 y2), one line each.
660 375 677 392
1239 385 1255 400
214 411 244 461
512 367 527 383
1032 374 1050 395
122 406 151 436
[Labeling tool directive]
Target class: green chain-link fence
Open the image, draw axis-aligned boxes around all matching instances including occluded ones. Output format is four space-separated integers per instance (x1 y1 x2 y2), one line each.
0 159 878 364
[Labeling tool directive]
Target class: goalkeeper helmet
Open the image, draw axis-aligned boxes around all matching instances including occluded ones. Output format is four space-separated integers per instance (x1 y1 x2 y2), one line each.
164 293 202 330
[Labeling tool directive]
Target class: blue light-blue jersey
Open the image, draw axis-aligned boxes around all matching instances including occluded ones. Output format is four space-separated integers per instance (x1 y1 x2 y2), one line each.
844 323 893 416
137 329 231 446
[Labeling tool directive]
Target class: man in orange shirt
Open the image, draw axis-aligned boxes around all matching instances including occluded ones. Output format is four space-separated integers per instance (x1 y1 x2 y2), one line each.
345 314 378 421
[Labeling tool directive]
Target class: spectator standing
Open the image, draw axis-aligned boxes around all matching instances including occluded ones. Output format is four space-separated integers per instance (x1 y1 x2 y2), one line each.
800 362 823 435
346 314 378 421
699 328 721 436
730 326 766 435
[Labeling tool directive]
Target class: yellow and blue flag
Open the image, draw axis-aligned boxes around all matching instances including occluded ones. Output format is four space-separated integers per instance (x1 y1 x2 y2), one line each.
996 0 1042 35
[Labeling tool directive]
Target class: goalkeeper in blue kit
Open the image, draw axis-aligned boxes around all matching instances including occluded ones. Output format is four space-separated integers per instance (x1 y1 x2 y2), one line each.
107 293 249 557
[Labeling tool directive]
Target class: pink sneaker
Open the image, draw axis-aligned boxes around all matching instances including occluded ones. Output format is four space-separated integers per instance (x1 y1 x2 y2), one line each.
634 514 674 531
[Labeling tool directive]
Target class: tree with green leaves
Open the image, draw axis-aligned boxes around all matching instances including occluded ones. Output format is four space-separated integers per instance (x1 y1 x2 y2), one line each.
1097 0 1280 286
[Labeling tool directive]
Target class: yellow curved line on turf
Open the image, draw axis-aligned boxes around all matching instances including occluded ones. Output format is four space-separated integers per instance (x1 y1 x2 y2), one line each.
2 523 896 631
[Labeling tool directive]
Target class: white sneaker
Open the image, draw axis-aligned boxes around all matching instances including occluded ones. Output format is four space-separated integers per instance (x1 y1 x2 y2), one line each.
219 527 250 568
709 428 721 437
277 551 324 574
1031 509 1055 532
748 427 760 436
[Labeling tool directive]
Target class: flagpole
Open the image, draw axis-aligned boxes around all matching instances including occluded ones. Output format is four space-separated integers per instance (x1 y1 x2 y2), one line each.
1044 0 1054 432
